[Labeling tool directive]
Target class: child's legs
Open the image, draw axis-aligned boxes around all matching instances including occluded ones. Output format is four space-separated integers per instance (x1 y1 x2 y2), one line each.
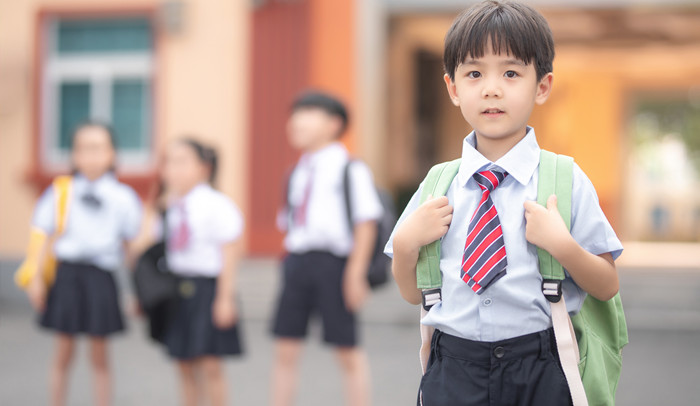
50 334 76 406
89 336 111 406
198 356 227 406
271 338 304 406
177 360 200 406
270 254 314 406
335 346 370 406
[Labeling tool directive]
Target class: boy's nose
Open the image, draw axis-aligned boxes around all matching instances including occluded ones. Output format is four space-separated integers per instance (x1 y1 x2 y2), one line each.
481 82 503 98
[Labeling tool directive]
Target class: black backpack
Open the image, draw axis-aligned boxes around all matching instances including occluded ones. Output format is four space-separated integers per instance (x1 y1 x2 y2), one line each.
342 160 396 289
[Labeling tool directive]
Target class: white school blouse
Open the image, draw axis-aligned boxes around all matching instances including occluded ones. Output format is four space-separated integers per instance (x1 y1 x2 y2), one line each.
280 142 383 257
384 128 623 342
165 183 244 277
32 173 143 271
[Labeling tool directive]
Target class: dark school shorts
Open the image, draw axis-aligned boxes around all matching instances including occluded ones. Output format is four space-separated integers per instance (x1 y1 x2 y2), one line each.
419 328 573 406
271 251 357 347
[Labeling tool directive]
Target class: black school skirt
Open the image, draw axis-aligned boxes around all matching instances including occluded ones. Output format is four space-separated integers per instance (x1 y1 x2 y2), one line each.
163 276 243 360
40 262 125 336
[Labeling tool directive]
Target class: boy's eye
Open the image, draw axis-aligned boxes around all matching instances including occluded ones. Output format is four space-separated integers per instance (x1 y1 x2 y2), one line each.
504 70 518 78
467 71 481 79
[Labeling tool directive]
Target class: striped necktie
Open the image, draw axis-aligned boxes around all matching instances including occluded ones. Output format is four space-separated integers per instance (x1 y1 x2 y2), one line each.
461 170 508 294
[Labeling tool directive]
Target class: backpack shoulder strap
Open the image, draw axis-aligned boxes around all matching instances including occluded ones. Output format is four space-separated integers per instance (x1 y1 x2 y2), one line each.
537 150 574 282
342 159 354 232
416 158 461 300
537 150 588 406
52 175 73 235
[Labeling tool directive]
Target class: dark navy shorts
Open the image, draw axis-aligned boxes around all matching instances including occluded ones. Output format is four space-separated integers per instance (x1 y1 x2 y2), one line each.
272 251 357 347
419 328 573 406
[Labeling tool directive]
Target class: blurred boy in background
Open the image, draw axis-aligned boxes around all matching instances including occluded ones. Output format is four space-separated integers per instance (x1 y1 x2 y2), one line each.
270 91 383 406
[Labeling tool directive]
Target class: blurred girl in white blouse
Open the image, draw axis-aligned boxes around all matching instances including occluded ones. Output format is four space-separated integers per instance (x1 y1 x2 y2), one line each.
160 138 244 406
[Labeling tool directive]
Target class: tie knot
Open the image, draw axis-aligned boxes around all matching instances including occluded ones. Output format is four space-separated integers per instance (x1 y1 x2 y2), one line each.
473 170 507 192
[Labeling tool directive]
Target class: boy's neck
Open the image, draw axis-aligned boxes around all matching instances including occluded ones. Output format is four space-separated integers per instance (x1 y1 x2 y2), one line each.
303 138 336 155
474 127 528 162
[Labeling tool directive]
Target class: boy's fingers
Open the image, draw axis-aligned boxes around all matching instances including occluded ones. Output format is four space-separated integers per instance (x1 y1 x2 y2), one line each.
443 214 453 225
546 194 558 210
437 204 453 216
523 200 537 211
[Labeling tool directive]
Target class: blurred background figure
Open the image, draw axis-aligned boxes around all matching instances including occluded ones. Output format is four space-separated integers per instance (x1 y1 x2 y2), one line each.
270 91 381 406
1 0 700 405
18 122 142 406
154 138 244 406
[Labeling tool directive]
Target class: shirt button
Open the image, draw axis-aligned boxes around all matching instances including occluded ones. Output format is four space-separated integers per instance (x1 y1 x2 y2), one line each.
494 346 505 359
483 298 493 306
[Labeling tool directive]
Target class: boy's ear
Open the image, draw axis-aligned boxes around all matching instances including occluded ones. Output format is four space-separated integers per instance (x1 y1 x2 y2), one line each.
535 72 554 105
443 74 460 106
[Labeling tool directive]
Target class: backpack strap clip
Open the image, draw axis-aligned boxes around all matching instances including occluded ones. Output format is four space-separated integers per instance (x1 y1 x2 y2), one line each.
542 279 562 303
421 288 442 311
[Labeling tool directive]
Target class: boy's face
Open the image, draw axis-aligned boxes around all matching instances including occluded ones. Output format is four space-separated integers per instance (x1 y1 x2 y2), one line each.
444 44 553 143
287 107 341 152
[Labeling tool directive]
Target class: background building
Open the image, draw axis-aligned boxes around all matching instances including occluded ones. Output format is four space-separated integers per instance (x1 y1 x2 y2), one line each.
1 0 699 261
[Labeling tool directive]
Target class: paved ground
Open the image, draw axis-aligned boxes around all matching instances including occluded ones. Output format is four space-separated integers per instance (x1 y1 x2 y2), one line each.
1 258 699 405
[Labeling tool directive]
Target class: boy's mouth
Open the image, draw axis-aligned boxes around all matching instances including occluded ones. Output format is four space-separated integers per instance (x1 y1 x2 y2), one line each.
482 108 504 115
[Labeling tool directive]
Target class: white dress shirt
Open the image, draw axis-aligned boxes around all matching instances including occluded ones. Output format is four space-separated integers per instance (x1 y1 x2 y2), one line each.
33 173 143 271
165 183 244 277
282 142 383 257
385 128 623 341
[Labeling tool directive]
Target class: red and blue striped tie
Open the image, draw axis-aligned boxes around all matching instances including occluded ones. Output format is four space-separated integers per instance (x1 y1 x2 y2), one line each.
462 170 508 294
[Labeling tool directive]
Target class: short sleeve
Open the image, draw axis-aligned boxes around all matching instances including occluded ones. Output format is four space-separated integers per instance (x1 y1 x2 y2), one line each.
120 187 143 240
348 161 383 224
570 163 623 260
32 186 55 234
383 183 422 258
211 195 244 243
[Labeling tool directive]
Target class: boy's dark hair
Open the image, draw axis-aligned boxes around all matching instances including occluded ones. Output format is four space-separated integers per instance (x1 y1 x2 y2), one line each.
178 137 219 185
291 90 349 136
444 0 555 81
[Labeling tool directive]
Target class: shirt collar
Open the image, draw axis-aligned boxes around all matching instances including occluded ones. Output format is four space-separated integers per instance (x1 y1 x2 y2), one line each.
457 126 540 187
173 182 210 208
73 172 117 189
302 141 347 166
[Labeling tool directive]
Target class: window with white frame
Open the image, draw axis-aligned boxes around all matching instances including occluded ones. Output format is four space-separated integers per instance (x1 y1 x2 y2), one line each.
41 16 154 172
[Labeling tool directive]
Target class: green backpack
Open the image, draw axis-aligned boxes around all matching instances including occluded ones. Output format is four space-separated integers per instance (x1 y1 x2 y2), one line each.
416 150 628 406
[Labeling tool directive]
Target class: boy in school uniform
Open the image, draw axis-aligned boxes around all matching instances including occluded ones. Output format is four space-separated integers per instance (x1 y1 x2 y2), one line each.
385 1 623 405
270 91 383 406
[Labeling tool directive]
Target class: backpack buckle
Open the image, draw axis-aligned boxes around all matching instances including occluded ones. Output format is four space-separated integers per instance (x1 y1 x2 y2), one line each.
542 279 562 303
422 288 442 311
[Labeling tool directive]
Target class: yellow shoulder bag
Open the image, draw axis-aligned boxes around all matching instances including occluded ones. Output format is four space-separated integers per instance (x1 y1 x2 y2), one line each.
14 175 73 289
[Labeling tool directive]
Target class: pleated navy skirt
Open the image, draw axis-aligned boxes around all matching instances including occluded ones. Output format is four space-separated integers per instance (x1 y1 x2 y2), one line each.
163 276 243 360
40 262 125 336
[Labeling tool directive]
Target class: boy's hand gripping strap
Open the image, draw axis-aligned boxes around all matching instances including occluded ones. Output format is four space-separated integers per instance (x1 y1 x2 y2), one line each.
416 159 461 310
537 150 588 406
416 159 460 375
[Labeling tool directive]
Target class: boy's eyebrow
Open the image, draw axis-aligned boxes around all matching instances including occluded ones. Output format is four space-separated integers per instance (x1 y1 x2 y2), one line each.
459 58 528 67
502 59 527 67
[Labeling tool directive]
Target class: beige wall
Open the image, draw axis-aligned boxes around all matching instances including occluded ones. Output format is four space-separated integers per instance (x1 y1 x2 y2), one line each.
0 0 250 258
